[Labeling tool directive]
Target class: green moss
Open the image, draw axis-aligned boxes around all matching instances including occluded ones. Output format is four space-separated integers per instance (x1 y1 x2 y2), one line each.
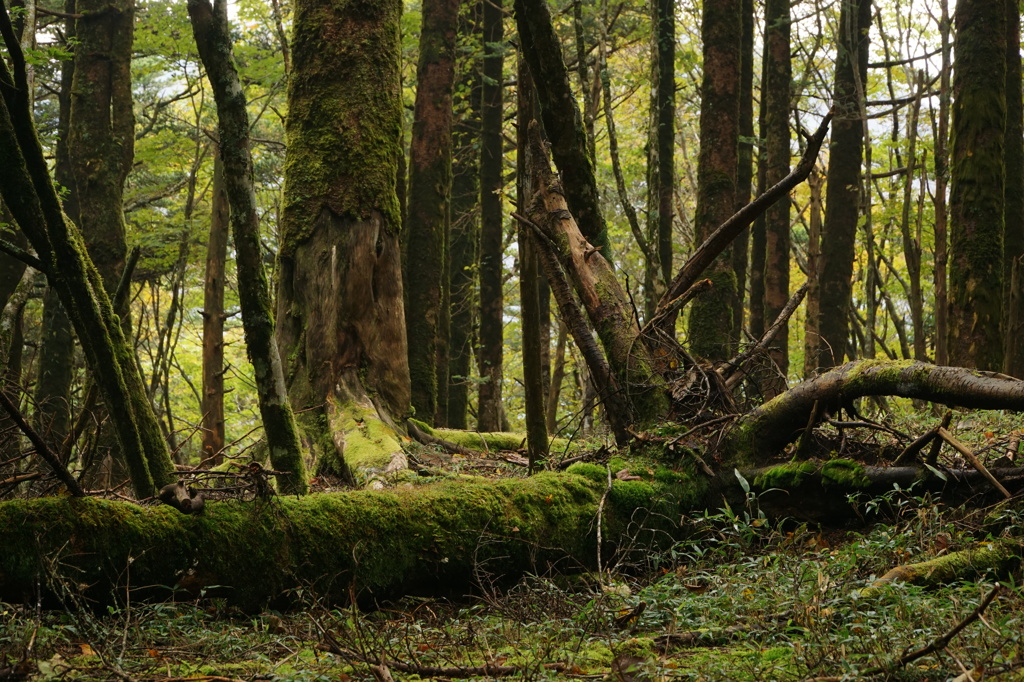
609 480 657 509
611 636 656 659
753 462 816 489
820 459 870 488
566 462 606 483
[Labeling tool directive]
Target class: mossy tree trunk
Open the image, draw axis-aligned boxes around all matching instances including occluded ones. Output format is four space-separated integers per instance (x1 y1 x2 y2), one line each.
948 0 1006 371
686 0 741 361
274 0 410 483
446 2 482 431
477 0 505 433
0 10 175 498
809 0 870 372
188 0 307 494
405 0 458 426
723 360 1024 466
760 0 791 396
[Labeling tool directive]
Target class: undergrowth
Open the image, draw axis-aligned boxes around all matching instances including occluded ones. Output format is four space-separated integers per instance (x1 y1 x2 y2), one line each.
1 487 1021 680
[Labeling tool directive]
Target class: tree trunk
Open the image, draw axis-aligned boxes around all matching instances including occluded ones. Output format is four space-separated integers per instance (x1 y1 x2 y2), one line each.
802 168 823 378
900 72 928 362
732 0 754 339
405 0 458 425
477 0 505 432
760 0 792 396
0 11 175 498
934 0 952 366
517 54 549 466
645 0 675 319
514 0 611 258
447 3 481 430
1002 0 1024 376
274 0 409 483
189 0 308 494
809 0 871 372
687 0 741 361
201 148 229 464
948 0 1006 370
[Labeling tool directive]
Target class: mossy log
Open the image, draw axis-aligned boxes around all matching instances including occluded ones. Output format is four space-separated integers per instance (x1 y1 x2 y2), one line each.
0 470 704 610
858 539 1021 598
723 360 1024 466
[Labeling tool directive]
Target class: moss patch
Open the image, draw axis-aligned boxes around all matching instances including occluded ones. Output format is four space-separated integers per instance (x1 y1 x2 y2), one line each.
820 459 870 488
753 462 816 489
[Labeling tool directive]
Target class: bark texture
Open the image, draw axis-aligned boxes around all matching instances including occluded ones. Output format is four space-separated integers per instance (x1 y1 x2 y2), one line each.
477 0 504 432
1002 0 1024 376
810 0 871 372
275 0 409 482
405 0 458 424
189 0 308 494
948 0 1006 370
201 149 229 463
687 0 741 361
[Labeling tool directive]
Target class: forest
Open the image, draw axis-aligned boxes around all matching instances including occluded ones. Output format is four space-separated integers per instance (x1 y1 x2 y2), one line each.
1 0 1024 678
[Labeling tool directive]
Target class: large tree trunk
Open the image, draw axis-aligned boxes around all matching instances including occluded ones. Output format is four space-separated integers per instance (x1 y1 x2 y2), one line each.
808 0 871 372
477 0 505 432
405 0 458 425
686 0 741 361
189 0 307 494
947 0 1006 370
274 0 409 483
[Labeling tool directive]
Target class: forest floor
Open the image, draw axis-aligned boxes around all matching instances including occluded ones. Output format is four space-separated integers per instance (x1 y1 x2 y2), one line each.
2 408 1024 680
1 484 1022 681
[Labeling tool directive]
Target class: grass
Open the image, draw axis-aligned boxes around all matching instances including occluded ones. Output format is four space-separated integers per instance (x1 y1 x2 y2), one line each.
1 488 1021 681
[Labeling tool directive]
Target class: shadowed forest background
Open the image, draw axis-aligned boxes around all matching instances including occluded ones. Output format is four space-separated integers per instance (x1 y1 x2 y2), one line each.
2 0 1024 678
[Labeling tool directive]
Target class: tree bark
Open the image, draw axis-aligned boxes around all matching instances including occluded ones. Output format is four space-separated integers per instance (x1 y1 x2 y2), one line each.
760 0 792 396
732 0 754 338
687 0 741 361
274 0 409 484
948 0 1006 370
1002 0 1024 376
934 0 952 366
447 3 482 430
645 0 675 319
477 0 505 432
188 0 308 494
514 0 611 257
809 0 871 372
405 0 458 425
802 168 823 378
200 148 229 464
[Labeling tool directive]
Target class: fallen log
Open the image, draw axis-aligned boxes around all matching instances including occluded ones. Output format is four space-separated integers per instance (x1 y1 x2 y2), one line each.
0 469 702 609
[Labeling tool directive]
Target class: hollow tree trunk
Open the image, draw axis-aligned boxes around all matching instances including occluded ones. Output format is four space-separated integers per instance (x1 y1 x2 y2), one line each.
274 0 410 483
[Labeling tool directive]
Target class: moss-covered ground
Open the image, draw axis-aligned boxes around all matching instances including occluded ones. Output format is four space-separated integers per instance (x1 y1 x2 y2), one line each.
2 488 1021 681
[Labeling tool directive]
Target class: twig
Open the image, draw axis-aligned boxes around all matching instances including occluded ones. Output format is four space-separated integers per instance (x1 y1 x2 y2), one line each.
937 427 1012 498
0 390 84 497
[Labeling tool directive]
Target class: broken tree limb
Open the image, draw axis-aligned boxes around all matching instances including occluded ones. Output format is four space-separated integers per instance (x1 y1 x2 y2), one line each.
936 427 1012 498
859 544 1017 598
655 111 832 318
722 360 1024 466
524 123 669 427
723 282 809 388
0 389 84 497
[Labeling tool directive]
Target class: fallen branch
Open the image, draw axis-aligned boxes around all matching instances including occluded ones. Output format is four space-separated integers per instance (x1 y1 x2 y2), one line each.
859 543 1018 598
724 282 808 387
937 427 1012 499
0 390 84 497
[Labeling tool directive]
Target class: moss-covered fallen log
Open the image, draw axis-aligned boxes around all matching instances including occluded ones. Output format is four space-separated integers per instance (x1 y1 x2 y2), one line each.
0 469 706 609
858 540 1021 598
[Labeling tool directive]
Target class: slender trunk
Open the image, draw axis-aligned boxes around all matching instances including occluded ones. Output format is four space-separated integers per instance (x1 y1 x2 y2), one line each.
546 319 567 433
748 103 767 340
934 0 952 366
803 168 823 378
201 149 229 464
514 0 611 257
761 0 791 396
477 0 505 432
406 0 458 425
188 0 308 493
447 2 482 430
900 72 927 361
518 54 549 467
1002 0 1024 376
732 0 754 338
